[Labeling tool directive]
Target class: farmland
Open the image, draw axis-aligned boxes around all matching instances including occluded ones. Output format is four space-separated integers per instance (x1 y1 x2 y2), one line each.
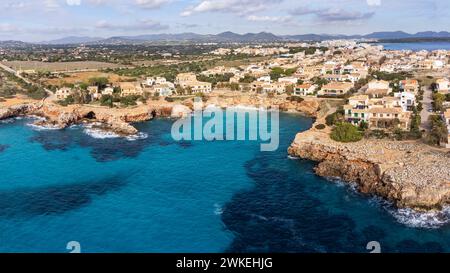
1 61 128 73
44 71 135 87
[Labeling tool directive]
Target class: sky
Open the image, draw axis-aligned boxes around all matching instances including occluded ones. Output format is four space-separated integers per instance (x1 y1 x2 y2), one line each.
0 0 449 42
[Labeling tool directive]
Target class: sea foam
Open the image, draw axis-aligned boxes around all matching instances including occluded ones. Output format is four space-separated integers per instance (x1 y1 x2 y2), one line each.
83 123 148 141
369 196 450 229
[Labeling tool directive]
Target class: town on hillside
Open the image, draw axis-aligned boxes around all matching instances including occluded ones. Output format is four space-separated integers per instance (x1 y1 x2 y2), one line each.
1 40 449 148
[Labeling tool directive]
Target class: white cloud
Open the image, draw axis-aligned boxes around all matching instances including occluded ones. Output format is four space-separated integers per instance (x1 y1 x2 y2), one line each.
4 2 26 9
135 0 171 9
0 23 19 33
43 0 61 11
181 0 283 16
95 19 169 31
247 15 291 23
367 0 381 6
67 0 82 5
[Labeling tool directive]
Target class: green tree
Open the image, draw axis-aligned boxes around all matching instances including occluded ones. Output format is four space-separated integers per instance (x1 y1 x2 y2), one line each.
330 123 363 143
100 95 114 108
88 77 109 89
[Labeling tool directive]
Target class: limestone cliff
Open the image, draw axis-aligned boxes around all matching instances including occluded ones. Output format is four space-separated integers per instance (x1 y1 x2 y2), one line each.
288 128 450 211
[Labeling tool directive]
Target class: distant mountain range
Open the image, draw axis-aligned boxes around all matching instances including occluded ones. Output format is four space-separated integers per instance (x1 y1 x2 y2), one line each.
2 31 450 46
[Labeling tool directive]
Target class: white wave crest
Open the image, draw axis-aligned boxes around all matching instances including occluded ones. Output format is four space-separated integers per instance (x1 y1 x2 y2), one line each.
0 118 15 124
27 123 61 131
126 132 148 141
83 123 148 141
388 206 450 229
83 127 121 139
368 196 450 229
214 204 223 215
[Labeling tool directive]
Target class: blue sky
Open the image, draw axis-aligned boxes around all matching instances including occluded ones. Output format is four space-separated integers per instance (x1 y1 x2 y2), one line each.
0 0 449 42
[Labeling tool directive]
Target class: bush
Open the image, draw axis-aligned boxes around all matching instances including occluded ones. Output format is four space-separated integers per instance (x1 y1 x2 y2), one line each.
426 115 448 146
120 95 139 106
100 95 114 108
330 122 363 143
59 95 76 106
358 121 369 131
367 130 389 139
325 109 345 126
315 124 326 130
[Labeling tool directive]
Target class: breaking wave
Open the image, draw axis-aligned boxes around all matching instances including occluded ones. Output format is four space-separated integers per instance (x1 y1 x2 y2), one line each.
388 207 450 229
83 123 148 141
369 196 450 229
83 127 121 139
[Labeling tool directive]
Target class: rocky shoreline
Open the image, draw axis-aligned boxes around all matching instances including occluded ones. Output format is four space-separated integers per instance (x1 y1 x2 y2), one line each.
0 94 321 137
0 102 174 136
288 127 450 211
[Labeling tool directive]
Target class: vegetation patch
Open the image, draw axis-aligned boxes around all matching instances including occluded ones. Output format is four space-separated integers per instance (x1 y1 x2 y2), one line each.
315 124 326 130
330 122 363 143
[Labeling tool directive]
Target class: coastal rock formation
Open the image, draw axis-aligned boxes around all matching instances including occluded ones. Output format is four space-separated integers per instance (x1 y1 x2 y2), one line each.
288 128 450 211
171 104 192 118
0 102 175 136
0 103 41 120
206 95 320 117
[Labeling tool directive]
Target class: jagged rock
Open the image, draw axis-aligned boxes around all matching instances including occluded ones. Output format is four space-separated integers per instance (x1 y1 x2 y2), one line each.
288 129 450 211
0 103 40 120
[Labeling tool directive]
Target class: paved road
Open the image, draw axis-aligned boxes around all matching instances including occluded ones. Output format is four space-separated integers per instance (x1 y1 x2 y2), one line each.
0 62 55 102
420 86 433 131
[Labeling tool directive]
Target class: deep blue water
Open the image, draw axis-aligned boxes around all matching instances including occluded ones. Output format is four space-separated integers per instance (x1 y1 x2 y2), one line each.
380 42 450 51
0 114 449 253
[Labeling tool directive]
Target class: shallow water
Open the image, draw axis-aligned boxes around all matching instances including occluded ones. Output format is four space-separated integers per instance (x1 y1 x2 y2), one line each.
0 115 449 253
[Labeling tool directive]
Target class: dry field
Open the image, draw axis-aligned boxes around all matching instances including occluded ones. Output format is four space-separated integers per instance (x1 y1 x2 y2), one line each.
44 71 135 87
0 95 39 107
1 61 128 72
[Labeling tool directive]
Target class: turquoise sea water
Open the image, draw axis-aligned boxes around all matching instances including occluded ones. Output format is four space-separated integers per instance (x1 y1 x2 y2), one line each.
0 114 449 253
380 42 450 51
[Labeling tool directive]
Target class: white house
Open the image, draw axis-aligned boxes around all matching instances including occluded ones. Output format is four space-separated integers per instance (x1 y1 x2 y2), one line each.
55 87 73 100
436 78 450 93
394 92 416 111
368 80 390 90
144 77 155 87
294 84 317 96
278 76 299 85
102 87 114 96
257 75 271 83
442 109 450 148
155 77 167 85
155 84 174 97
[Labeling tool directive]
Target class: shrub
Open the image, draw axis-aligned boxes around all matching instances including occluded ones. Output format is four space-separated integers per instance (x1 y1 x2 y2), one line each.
426 115 448 146
325 109 345 126
100 95 114 108
367 129 389 139
330 122 363 143
315 124 326 130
